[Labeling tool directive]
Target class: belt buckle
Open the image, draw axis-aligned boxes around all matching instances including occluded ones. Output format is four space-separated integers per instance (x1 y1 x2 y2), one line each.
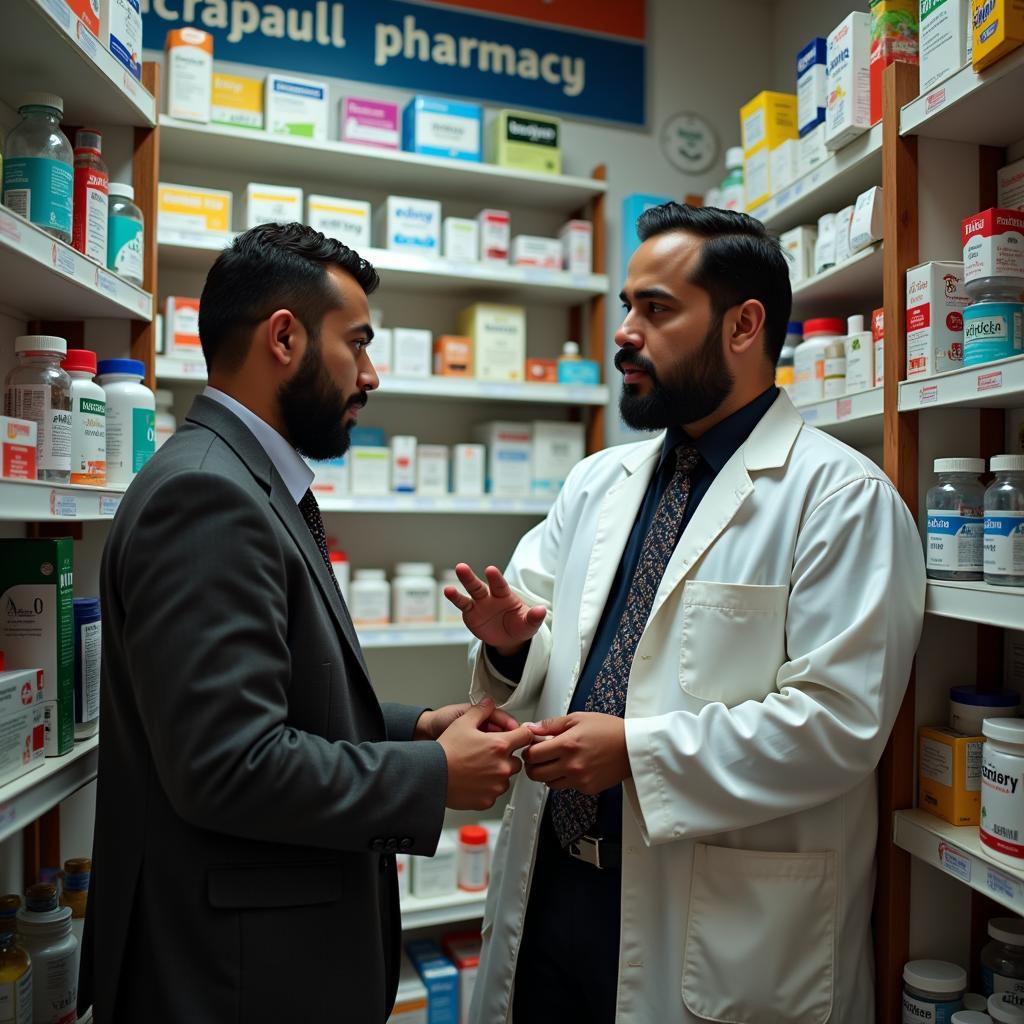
568 835 603 869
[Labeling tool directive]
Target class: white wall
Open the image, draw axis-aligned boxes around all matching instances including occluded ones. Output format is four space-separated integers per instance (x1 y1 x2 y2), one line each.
771 0 858 93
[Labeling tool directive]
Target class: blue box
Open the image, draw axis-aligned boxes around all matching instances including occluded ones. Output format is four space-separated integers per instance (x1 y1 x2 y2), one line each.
796 38 827 137
403 96 483 162
406 940 459 1024
349 426 386 447
557 359 601 386
621 193 673 284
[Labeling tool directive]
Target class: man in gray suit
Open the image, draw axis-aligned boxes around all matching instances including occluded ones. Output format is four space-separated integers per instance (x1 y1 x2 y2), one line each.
79 223 533 1022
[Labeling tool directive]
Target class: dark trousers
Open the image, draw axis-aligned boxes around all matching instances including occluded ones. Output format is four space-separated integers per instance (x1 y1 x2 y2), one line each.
512 813 622 1024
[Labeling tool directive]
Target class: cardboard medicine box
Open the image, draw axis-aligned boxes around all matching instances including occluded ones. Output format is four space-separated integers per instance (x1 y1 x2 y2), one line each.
265 73 329 140
389 954 429 1023
158 183 232 235
458 304 526 383
826 12 872 150
740 91 797 156
918 725 984 826
341 97 400 150
473 422 532 497
489 109 561 174
211 73 264 130
404 96 482 162
376 197 442 255
165 297 201 357
306 196 371 250
442 932 482 1024
869 0 919 125
972 0 1024 71
433 336 473 378
797 39 828 136
906 261 970 378
919 0 971 95
0 417 37 480
245 183 303 229
165 27 213 124
530 420 584 496
406 941 459 1024
0 538 75 756
0 669 46 788
962 207 1024 285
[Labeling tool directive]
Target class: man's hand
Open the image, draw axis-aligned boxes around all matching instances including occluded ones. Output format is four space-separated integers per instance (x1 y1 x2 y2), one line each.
443 563 547 657
415 702 522 740
437 698 535 810
522 713 631 795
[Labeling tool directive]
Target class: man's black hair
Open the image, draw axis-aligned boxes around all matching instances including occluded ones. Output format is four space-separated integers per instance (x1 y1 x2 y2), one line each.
198 222 379 372
636 202 792 364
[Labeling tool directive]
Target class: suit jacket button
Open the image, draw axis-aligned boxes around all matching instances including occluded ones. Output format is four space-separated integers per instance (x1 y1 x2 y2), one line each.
385 838 398 852
371 837 384 852
399 838 413 852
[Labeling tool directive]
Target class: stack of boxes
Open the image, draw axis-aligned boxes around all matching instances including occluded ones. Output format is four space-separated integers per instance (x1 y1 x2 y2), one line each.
797 39 829 178
740 91 798 213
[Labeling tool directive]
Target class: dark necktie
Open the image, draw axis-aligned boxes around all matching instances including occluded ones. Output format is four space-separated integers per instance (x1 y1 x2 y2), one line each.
549 444 703 848
299 488 342 601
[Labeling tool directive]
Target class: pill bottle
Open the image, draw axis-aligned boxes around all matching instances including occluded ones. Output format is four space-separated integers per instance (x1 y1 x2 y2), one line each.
2 94 73 243
793 318 844 406
17 884 77 1024
59 859 90 948
823 339 847 398
457 825 490 892
4 336 72 482
990 991 1024 1023
72 598 101 739
981 719 1024 867
964 280 1024 369
439 569 467 624
0 894 31 1024
61 348 107 486
107 182 145 285
96 358 155 487
952 1011 996 1023
350 569 390 625
963 992 991 1010
981 917 1024 995
904 960 966 1021
927 459 987 581
329 549 349 603
950 686 1020 736
775 322 802 397
984 456 1024 587
393 563 437 625
72 129 108 264
154 389 176 450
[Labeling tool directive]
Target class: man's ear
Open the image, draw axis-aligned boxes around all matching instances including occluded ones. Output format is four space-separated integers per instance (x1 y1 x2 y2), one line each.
728 299 767 356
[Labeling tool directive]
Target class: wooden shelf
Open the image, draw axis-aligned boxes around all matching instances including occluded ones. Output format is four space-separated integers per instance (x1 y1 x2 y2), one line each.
0 479 125 522
898 355 1024 412
925 579 1024 630
790 244 884 318
796 386 884 447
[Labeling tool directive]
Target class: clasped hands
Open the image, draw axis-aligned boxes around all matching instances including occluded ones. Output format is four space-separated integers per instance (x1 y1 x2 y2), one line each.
419 563 631 812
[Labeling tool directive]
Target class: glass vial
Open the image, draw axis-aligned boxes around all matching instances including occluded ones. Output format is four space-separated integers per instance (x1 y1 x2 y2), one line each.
984 455 1024 587
926 458 986 581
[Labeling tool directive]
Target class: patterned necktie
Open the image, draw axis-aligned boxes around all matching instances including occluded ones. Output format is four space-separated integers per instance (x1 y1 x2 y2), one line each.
299 488 342 601
550 443 702 848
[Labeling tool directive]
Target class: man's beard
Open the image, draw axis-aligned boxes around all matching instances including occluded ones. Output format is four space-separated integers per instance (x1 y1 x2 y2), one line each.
279 338 366 460
617 317 733 431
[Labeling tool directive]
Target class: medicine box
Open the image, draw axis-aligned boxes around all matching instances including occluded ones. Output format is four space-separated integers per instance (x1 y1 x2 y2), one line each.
165 297 201 357
392 329 432 379
962 207 1024 285
477 209 510 265
814 213 838 275
307 195 372 250
351 427 386 448
265 73 329 140
560 220 593 276
769 139 799 195
64 0 101 37
442 932 482 1024
743 148 772 212
0 417 37 480
417 446 450 497
443 218 479 263
920 0 971 94
826 12 872 150
489 109 561 174
972 0 1024 71
0 669 45 788
557 355 600 386
906 261 970 378
309 454 349 500
452 444 485 496
511 235 562 270
473 422 533 496
798 124 828 178
108 0 142 80
211 73 264 130
0 538 75 756
872 307 886 387
165 27 213 124
797 39 827 136
834 205 855 265
349 447 391 496
526 358 558 383
376 197 442 256
740 92 797 156
158 183 232 235
411 831 457 898
869 0 919 125
531 421 584 496
918 725 983 826
406 941 459 1024
341 97 400 150
433 335 473 378
850 186 884 252
458 304 526 383
245 183 303 229
999 157 1024 210
391 437 417 494
389 955 429 1024
780 226 817 285
372 328 393 376
404 96 483 162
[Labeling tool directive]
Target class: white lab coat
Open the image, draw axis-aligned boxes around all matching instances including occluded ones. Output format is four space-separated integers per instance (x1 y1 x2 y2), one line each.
468 392 925 1024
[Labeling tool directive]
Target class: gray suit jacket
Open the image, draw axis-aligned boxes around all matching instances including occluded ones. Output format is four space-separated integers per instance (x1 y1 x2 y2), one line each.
79 395 448 1023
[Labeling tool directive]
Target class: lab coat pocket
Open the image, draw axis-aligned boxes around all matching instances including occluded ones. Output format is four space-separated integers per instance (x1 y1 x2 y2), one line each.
481 802 515 938
679 581 788 706
683 844 836 1024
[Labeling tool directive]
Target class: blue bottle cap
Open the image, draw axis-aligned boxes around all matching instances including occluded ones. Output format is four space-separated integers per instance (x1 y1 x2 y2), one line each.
73 597 101 618
787 322 803 335
949 685 1020 708
96 358 145 378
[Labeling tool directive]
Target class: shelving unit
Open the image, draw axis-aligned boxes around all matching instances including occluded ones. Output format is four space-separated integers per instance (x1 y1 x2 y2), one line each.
0 479 125 522
790 243 884 317
898 355 1024 412
358 624 471 649
320 495 555 516
795 387 884 447
400 889 488 930
925 580 1024 631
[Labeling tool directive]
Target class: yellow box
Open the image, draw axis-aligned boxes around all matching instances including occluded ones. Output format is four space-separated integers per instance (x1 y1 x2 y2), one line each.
740 92 797 156
158 182 232 234
918 725 984 826
973 0 1024 70
211 73 264 130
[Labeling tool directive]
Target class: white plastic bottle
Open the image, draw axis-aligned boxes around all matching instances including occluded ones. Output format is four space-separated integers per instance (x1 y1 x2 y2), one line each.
61 349 106 486
96 358 155 486
793 318 844 406
720 147 745 212
438 569 467 624
16 884 77 1024
844 314 874 393
329 549 349 603
350 569 390 625
823 340 847 398
393 563 437 624
154 389 176 449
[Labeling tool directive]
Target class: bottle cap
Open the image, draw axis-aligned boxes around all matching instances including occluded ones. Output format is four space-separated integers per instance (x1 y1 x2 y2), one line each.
989 917 1024 947
562 341 580 356
725 146 744 169
24 883 58 913
983 718 1024 744
19 93 63 114
786 322 803 336
933 458 985 474
329 550 348 564
802 318 845 337
991 454 1024 473
990 992 1024 1023
354 569 386 581
902 959 966 993
62 349 97 375
395 562 434 578
847 315 865 334
96 358 145 378
109 183 135 201
74 129 103 153
15 335 67 356
949 685 1020 709
459 825 488 846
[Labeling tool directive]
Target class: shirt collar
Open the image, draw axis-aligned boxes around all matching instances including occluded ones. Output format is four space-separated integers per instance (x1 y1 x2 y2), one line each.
202 387 314 505
661 385 780 474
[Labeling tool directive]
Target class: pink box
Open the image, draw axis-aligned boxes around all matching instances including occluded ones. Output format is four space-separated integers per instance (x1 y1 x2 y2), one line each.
340 97 400 150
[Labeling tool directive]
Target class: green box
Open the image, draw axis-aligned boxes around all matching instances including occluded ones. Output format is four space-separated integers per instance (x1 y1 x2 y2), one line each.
0 538 75 755
489 110 561 175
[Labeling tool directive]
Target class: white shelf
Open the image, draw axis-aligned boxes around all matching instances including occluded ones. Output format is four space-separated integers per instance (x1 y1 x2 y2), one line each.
0 207 152 321
790 244 884 317
0 0 155 127
156 356 610 406
401 889 486 930
0 736 99 845
756 124 883 234
795 386 884 447
0 479 125 522
898 355 1024 412
926 579 1024 629
901 46 1024 146
894 809 1024 917
357 624 471 649
158 230 608 304
159 118 606 212
321 495 554 516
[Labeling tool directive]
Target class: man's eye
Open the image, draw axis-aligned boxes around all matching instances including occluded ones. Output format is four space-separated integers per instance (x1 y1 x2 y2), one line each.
354 339 371 353
649 303 667 314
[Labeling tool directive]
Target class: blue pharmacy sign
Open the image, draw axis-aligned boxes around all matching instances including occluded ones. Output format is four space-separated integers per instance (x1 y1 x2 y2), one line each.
140 0 646 126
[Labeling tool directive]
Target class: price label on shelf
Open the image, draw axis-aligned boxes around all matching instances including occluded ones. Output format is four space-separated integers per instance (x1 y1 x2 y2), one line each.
919 385 938 405
938 841 971 883
75 19 98 59
986 864 1023 906
54 245 75 277
836 398 853 420
977 370 1003 393
0 802 17 832
42 0 72 29
0 213 22 244
925 88 948 116
97 270 118 297
49 490 80 518
100 495 122 517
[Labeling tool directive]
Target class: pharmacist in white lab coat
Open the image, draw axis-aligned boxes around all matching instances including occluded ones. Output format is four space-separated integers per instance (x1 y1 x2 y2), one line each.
447 203 926 1023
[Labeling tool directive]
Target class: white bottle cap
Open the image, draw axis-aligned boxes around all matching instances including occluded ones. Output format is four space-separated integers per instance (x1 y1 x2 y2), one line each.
847 315 865 334
983 718 1024 744
155 389 174 406
20 93 63 114
109 182 135 201
934 458 985 474
725 146 744 169
963 993 989 1010
989 917 1024 947
395 562 434 578
990 992 1024 1023
902 960 966 993
562 341 580 356
440 569 460 582
354 569 387 581
15 335 67 355
991 454 1024 473
952 1011 997 1024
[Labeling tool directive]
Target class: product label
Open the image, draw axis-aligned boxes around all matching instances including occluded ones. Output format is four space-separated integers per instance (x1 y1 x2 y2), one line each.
504 114 558 147
416 111 481 155
927 510 984 572
0 963 33 1024
70 394 106 485
3 158 73 236
4 386 71 473
132 406 155 472
982 966 1024 994
901 992 962 1022
77 618 101 724
394 583 436 623
921 736 954 787
982 749 1024 859
73 166 108 264
964 304 1024 365
32 945 77 1023
109 0 142 79
985 511 1024 578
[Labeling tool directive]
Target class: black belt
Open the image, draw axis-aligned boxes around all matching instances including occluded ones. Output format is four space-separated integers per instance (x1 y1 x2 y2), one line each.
565 835 621 870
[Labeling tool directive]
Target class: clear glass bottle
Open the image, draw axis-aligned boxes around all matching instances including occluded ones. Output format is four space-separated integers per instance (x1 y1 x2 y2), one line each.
984 455 1024 587
4 336 72 482
2 94 73 243
926 458 986 581
0 895 32 1024
59 859 90 948
981 916 1024 995
963 281 1024 369
106 182 145 286
72 129 108 264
